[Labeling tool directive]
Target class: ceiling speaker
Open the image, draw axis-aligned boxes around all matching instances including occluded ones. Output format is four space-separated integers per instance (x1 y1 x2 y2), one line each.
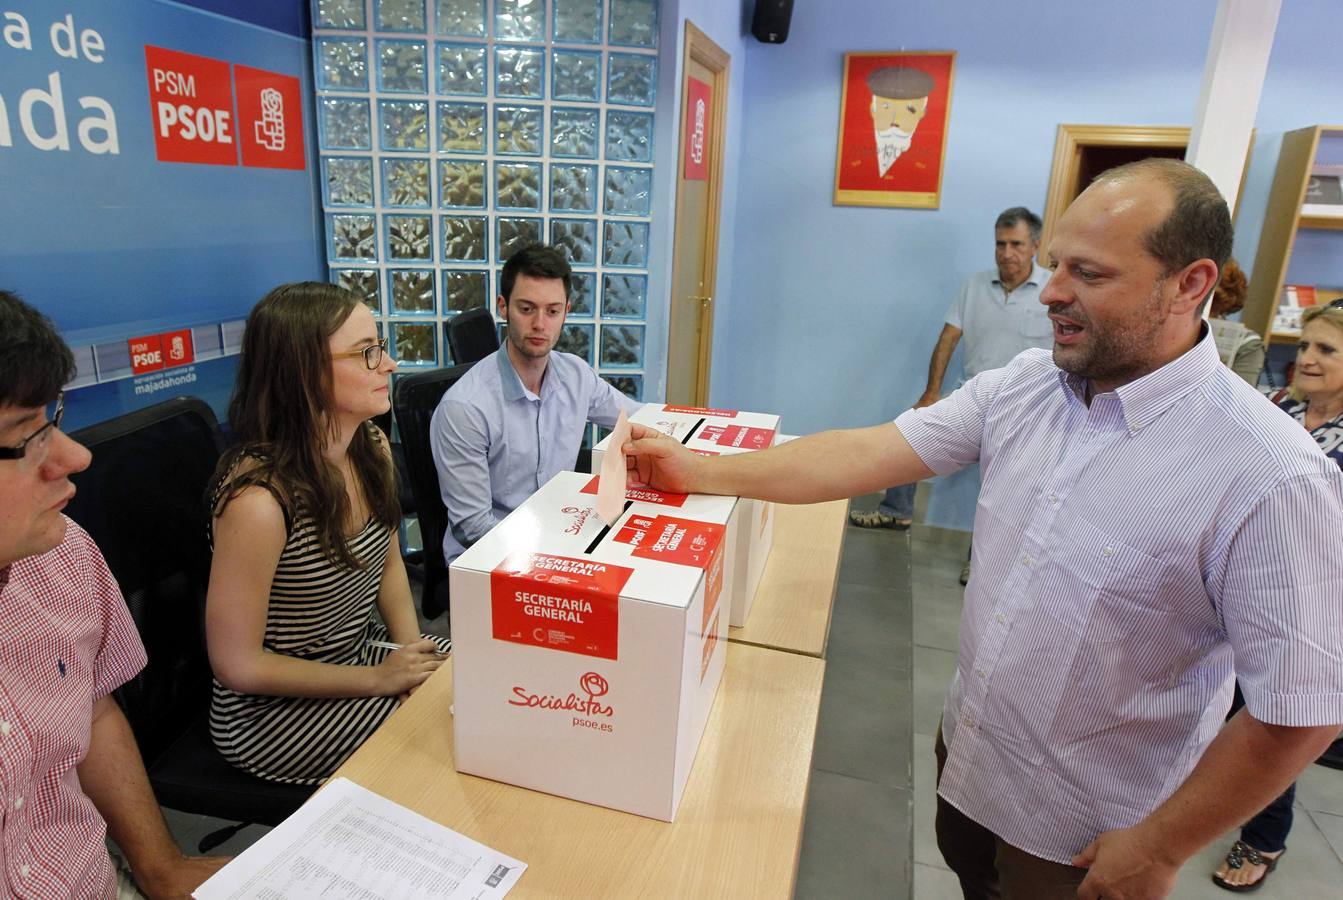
751 0 794 44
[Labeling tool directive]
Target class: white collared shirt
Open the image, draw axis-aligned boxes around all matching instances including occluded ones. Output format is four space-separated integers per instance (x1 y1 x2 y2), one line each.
896 331 1343 863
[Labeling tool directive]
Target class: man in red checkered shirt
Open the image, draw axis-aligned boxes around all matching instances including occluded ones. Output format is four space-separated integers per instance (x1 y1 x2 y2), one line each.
0 291 227 898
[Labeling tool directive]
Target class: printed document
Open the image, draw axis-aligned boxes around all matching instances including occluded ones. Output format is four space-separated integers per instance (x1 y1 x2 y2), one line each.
193 777 525 899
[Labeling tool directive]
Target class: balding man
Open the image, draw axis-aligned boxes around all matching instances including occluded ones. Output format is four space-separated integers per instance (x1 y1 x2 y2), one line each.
622 159 1343 900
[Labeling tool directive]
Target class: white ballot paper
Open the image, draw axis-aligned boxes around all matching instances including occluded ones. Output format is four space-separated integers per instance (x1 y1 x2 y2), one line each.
595 408 630 525
192 777 525 899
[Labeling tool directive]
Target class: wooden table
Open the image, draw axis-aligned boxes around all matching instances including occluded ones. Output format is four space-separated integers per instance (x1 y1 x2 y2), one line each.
728 499 848 658
331 641 826 899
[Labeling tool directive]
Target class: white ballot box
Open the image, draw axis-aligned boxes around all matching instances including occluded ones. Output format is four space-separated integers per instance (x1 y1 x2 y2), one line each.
591 404 779 627
449 471 735 821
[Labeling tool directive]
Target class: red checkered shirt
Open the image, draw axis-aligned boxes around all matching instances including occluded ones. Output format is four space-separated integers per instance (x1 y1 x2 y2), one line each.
0 518 147 899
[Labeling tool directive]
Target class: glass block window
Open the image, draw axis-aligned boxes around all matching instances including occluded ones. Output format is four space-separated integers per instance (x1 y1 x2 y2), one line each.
313 0 658 396
317 37 369 90
377 39 428 92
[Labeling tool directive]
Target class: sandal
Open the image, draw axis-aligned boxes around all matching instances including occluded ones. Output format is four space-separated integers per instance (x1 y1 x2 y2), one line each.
848 510 912 530
1211 840 1284 893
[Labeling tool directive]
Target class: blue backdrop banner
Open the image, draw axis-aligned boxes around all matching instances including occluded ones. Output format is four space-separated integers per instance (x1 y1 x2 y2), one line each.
0 0 322 430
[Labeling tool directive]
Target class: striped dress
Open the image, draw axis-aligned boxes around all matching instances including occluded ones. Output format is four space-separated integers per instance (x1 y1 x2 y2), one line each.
209 497 449 785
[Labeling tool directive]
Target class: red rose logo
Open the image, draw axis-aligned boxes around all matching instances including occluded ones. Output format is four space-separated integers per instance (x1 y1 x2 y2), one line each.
580 672 609 699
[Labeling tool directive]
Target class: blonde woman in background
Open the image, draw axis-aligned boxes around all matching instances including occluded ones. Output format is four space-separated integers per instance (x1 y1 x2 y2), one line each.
1212 299 1343 892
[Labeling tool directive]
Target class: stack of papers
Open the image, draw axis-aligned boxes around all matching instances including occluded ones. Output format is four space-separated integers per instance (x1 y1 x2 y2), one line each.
193 778 525 899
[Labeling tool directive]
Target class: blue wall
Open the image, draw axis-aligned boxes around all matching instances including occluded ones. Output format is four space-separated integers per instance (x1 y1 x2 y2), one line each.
169 0 310 38
644 0 752 400
1 0 323 430
712 0 1343 530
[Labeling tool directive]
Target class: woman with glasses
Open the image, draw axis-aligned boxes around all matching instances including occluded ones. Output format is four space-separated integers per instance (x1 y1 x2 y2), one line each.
204 282 449 785
1213 299 1343 892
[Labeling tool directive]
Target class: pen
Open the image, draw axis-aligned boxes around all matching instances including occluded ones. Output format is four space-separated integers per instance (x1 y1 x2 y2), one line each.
367 639 449 656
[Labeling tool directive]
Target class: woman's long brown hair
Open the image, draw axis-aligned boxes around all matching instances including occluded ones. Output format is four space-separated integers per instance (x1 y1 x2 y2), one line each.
212 282 398 570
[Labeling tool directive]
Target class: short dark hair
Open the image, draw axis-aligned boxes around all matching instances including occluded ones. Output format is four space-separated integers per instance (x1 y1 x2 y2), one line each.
500 244 572 304
1096 158 1233 274
995 207 1042 244
0 290 75 410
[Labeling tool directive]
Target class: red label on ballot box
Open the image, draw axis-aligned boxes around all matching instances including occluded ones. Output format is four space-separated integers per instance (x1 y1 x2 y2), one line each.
580 475 688 507
615 515 725 629
663 405 738 418
491 553 630 660
701 424 776 450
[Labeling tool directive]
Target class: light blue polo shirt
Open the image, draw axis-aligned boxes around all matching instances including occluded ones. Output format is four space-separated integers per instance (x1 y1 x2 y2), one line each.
430 348 640 565
944 261 1054 378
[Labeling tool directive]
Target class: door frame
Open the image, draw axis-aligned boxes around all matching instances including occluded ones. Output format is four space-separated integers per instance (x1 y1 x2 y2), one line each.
1039 125 1191 259
667 20 730 406
1039 124 1253 260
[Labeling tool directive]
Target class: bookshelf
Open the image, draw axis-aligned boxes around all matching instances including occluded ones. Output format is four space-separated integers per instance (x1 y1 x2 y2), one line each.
1244 125 1343 344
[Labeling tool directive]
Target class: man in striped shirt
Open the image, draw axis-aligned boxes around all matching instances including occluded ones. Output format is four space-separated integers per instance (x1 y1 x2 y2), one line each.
0 292 226 898
623 159 1343 899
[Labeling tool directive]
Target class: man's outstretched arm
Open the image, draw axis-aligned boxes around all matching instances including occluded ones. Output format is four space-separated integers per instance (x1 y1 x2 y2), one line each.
624 421 935 505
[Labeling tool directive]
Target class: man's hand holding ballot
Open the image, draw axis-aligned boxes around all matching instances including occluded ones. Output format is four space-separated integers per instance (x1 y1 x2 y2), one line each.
622 420 934 505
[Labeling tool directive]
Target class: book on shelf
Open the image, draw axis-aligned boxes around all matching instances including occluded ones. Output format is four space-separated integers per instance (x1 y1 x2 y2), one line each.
1302 166 1343 220
1305 172 1343 205
1283 284 1318 307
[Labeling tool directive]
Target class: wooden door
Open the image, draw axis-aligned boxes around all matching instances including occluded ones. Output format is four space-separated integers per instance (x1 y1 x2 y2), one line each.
666 22 729 406
1038 124 1254 264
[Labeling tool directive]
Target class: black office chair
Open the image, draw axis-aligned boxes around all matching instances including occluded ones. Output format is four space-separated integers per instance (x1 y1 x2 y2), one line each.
66 397 312 850
446 306 499 365
371 410 422 570
392 363 474 619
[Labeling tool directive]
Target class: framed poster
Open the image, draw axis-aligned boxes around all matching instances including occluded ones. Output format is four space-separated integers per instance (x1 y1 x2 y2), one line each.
833 51 956 209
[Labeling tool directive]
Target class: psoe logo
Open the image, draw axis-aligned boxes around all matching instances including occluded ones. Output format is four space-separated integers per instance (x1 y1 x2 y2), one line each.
560 505 593 536
509 671 614 732
690 97 706 165
254 87 285 151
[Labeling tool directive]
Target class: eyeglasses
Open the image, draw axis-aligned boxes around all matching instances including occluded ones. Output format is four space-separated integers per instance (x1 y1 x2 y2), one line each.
0 392 64 461
332 338 388 370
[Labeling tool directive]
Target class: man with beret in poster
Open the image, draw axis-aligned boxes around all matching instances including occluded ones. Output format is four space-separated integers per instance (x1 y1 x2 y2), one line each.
0 290 227 898
620 159 1343 899
868 65 935 177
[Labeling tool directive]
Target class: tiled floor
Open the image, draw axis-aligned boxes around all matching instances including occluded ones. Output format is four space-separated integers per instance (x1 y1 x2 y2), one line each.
794 516 915 900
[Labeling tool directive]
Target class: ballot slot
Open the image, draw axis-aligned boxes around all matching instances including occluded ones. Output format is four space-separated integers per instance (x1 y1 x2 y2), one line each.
680 417 706 445
583 500 634 554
